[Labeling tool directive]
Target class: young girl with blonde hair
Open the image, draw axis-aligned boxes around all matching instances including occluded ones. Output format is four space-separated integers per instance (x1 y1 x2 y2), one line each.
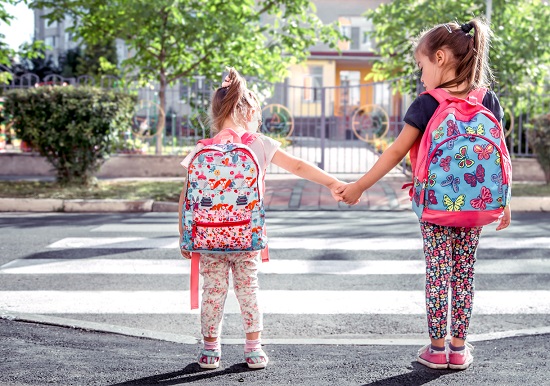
179 67 344 369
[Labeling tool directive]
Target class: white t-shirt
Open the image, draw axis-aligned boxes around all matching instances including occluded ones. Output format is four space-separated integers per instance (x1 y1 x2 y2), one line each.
180 133 281 173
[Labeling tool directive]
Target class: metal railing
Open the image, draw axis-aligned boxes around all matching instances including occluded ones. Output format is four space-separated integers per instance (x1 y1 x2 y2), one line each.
1 71 545 174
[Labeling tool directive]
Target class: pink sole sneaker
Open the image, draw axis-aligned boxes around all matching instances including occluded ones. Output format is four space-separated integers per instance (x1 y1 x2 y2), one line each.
448 343 474 370
417 344 448 369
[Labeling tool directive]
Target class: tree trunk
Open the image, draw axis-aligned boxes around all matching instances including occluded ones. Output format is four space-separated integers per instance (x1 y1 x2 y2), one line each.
156 72 167 155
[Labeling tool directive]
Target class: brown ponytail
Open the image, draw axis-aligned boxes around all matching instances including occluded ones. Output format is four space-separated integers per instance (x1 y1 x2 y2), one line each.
414 17 494 94
209 67 261 134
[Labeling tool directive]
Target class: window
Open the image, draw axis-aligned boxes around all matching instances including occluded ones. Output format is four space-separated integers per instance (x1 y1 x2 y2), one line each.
338 16 375 51
339 71 361 115
45 36 57 49
64 32 72 47
350 27 360 50
303 66 323 102
374 82 391 116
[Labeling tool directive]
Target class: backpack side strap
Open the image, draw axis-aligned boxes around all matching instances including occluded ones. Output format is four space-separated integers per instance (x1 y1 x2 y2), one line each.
190 252 200 310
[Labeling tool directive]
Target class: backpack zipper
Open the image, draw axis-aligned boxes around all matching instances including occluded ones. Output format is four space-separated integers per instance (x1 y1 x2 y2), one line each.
192 219 251 238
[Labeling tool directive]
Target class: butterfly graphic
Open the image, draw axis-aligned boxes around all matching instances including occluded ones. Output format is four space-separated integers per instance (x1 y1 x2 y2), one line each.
466 123 485 136
428 173 437 187
434 127 444 140
447 120 460 136
473 143 494 160
495 151 501 166
413 189 421 206
491 172 503 193
489 126 501 139
439 156 451 172
464 164 486 187
454 146 475 168
441 174 460 193
470 186 493 210
427 190 438 205
446 138 456 150
443 194 466 211
431 149 443 164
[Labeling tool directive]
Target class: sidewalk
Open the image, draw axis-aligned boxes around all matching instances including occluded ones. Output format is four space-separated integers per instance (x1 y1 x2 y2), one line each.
1 174 549 212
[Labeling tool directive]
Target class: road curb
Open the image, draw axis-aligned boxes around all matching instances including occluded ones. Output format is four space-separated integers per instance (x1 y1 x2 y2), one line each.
2 311 549 347
63 199 154 213
0 198 64 212
511 196 550 212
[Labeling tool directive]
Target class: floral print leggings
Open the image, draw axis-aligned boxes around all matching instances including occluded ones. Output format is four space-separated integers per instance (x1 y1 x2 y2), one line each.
420 221 482 340
200 251 262 338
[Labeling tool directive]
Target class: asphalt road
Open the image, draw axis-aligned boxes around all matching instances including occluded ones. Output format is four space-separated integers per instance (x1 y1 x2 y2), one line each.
1 211 549 385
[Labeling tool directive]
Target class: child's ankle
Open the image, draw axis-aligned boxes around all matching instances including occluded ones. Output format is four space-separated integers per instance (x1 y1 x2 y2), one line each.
204 338 220 351
244 338 262 353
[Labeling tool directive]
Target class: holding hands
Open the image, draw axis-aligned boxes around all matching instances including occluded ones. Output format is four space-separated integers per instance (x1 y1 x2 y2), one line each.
327 180 362 205
334 182 363 205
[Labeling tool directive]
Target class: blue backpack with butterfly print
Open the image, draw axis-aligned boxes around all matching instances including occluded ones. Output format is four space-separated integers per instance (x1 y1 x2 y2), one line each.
407 88 512 227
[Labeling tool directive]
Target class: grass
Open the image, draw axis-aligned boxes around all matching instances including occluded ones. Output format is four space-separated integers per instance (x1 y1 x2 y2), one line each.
509 182 550 197
0 180 185 202
1 180 549 202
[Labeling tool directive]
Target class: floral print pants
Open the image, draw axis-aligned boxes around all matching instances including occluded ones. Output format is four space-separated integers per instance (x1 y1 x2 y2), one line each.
200 251 262 338
420 221 482 340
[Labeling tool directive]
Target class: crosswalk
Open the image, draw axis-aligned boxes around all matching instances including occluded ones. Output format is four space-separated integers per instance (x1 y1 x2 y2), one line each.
1 217 550 344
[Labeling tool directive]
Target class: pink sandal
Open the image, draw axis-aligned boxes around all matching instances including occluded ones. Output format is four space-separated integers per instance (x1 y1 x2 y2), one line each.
198 349 221 369
245 349 269 369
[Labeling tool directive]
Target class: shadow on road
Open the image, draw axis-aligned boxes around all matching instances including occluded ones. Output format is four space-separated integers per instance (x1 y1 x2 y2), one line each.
109 362 257 385
361 362 454 386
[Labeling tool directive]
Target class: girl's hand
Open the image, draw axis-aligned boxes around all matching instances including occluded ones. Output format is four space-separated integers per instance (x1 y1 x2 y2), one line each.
336 182 363 205
180 248 192 259
328 180 346 202
179 236 191 259
496 206 511 231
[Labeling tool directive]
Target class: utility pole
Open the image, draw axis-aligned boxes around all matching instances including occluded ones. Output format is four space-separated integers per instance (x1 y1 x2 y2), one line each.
486 0 492 23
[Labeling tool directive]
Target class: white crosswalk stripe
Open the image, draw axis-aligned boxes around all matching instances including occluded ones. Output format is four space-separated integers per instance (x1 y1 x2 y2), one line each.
2 258 550 275
2 225 550 343
2 290 550 315
45 236 550 250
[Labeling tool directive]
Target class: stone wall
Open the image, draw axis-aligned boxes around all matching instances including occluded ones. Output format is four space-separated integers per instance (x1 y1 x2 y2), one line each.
0 153 546 181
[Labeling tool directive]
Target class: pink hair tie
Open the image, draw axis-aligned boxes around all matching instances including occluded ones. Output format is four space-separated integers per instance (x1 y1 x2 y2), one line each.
221 76 232 88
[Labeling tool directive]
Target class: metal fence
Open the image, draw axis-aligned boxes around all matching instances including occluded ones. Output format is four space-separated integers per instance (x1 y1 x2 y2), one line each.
1 71 545 174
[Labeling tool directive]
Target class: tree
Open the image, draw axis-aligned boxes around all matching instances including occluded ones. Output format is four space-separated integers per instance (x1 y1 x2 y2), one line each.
10 49 60 79
1 0 45 83
365 0 550 112
76 40 119 79
5 86 137 185
30 0 344 154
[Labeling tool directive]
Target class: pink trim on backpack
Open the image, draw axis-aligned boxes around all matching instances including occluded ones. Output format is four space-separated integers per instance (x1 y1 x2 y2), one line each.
188 128 269 309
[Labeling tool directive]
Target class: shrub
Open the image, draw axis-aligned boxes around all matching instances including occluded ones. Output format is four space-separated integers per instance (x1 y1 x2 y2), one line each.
4 86 137 185
526 113 550 184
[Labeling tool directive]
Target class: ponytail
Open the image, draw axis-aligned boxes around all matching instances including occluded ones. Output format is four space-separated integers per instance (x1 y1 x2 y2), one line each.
209 67 260 134
414 17 494 94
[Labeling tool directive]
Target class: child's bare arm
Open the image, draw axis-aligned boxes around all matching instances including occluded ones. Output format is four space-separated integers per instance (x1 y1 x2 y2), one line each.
337 124 420 204
271 149 345 199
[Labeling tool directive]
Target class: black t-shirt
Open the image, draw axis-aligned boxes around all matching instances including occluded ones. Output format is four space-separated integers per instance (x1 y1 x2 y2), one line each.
404 90 504 134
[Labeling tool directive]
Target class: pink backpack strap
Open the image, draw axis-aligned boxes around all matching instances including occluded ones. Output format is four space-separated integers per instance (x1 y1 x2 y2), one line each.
423 88 488 105
466 88 488 106
190 252 200 309
422 88 451 104
241 132 261 146
197 129 261 146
